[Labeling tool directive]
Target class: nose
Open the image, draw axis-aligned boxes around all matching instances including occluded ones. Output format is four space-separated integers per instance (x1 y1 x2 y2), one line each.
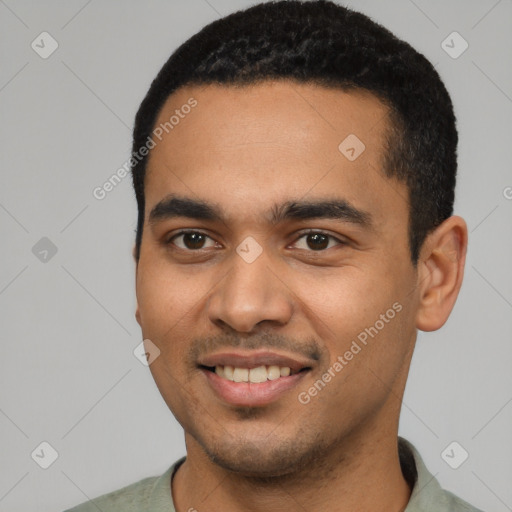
207 248 294 333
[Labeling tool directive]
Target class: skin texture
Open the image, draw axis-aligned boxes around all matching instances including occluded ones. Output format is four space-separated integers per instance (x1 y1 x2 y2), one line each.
134 81 467 512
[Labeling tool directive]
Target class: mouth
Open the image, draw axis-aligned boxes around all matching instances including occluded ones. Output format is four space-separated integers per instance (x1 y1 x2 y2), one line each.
198 351 313 407
201 364 307 382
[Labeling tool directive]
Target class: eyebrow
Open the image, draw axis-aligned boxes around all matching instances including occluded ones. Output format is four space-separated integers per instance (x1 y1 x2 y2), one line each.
149 194 373 229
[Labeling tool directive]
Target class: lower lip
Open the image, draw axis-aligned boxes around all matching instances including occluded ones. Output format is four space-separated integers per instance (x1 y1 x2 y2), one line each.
202 368 308 407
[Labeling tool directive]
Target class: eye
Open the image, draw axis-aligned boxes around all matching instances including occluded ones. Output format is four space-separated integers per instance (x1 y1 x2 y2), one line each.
168 230 217 250
292 231 345 251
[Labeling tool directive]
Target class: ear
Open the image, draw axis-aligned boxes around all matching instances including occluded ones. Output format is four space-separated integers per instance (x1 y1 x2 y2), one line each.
415 215 468 332
135 303 141 326
132 244 142 326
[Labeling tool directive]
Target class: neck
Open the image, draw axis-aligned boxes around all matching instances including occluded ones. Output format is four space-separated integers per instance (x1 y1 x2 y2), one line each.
172 426 412 512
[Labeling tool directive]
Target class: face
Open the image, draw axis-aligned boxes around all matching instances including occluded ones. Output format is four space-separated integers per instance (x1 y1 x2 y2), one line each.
135 81 420 477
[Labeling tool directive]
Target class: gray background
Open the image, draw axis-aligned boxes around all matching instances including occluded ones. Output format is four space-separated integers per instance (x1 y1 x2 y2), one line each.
0 1 511 511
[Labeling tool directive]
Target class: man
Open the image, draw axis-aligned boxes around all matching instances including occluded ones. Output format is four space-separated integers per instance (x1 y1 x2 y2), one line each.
65 1 482 510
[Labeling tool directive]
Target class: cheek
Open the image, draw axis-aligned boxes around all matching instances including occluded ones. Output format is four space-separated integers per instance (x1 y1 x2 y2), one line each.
135 265 196 378
136 262 198 409
136 257 198 334
296 267 393 329
300 265 414 362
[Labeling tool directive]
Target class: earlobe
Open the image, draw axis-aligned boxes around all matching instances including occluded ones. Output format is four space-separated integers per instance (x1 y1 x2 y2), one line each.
135 303 141 326
415 216 468 332
132 244 141 326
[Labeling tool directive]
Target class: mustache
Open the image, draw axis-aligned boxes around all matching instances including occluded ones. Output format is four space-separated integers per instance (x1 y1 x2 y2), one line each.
187 331 323 365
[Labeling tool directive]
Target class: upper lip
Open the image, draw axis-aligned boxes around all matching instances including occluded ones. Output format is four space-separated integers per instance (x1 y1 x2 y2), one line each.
198 350 313 374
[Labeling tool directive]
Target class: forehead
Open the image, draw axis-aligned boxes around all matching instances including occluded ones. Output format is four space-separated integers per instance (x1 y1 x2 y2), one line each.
150 81 390 163
144 81 406 229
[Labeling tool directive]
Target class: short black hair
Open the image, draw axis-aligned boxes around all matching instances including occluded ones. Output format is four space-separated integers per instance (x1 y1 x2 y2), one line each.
131 0 457 264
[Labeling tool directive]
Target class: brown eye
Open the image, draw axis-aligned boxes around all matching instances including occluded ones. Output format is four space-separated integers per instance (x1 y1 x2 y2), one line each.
170 231 216 250
292 231 344 251
305 233 329 250
182 232 205 249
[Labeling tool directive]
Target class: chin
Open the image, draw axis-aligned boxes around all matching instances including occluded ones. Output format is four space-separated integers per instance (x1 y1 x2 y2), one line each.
198 432 327 479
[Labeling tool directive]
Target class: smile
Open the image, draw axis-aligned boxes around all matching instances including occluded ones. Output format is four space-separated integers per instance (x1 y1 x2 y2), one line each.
209 364 294 382
197 350 313 407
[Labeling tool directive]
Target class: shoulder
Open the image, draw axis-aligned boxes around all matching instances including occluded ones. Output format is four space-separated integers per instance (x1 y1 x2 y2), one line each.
62 459 183 512
399 437 484 512
441 489 484 512
63 474 160 512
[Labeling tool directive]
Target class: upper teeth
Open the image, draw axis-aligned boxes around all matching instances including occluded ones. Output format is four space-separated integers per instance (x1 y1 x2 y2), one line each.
215 365 291 383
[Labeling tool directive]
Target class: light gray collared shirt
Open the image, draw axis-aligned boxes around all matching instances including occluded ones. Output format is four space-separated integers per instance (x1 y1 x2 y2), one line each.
63 437 483 511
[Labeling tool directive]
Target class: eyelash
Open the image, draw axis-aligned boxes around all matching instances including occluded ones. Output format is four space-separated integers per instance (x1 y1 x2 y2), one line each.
167 229 346 252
